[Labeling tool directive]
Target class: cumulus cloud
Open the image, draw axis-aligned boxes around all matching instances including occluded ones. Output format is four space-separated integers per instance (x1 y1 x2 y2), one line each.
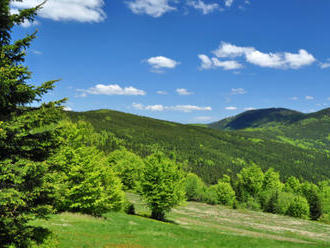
11 0 106 22
198 54 242 70
211 58 243 70
132 103 212 112
187 0 220 14
146 56 180 72
212 42 316 69
225 106 237 110
198 54 213 69
127 0 176 17
231 88 247 95
78 84 146 96
305 96 314 100
176 88 193 95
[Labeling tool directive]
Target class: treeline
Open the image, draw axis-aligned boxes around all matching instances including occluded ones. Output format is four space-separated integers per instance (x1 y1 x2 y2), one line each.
185 166 330 222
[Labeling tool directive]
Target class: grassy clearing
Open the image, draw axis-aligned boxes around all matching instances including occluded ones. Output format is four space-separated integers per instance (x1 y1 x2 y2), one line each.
33 193 330 248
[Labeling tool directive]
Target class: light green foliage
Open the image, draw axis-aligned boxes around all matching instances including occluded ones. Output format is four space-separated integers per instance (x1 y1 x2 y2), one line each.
237 164 264 200
201 186 219 205
185 173 205 201
108 149 145 190
50 121 124 216
214 181 236 206
263 168 283 192
284 176 302 194
286 196 310 219
140 152 186 220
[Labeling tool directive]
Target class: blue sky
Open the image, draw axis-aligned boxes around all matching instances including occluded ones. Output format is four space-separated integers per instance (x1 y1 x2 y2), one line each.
12 0 330 123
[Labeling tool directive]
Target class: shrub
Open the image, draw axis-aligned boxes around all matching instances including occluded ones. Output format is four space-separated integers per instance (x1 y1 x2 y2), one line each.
236 164 264 201
108 149 145 191
214 181 236 207
201 186 219 205
286 196 310 219
185 173 205 201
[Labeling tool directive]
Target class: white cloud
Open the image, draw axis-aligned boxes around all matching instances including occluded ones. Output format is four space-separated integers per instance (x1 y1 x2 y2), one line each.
176 88 193 95
327 97 330 101
187 0 220 14
224 0 234 7
127 0 176 17
212 42 316 69
11 0 106 23
145 104 165 111
194 116 213 122
79 84 146 96
198 54 213 69
284 50 316 69
146 56 180 72
320 62 330 69
244 107 255 111
132 103 212 112
305 96 314 100
132 103 144 110
213 42 253 58
198 54 242 71
289 96 299 100
156 90 168 95
211 58 243 70
231 88 247 95
225 106 237 110
63 106 72 111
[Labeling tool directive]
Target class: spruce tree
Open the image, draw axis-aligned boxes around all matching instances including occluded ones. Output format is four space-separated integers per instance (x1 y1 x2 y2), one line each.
0 1 64 247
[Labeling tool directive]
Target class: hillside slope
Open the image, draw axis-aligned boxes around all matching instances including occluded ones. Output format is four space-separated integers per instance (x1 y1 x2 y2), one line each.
209 108 330 151
33 193 330 248
66 109 330 184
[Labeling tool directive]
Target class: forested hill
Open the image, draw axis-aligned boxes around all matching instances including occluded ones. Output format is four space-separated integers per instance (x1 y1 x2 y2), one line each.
66 109 330 184
208 108 330 151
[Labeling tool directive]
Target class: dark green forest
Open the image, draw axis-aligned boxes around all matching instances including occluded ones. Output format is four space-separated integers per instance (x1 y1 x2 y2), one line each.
66 109 330 184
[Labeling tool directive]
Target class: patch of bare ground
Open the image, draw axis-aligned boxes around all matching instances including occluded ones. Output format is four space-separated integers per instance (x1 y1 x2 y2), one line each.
172 202 330 243
176 217 312 244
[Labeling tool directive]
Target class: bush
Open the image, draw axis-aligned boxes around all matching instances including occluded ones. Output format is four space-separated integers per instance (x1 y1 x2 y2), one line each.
108 149 145 191
286 196 310 219
185 173 205 201
236 164 264 201
201 186 219 205
214 181 236 207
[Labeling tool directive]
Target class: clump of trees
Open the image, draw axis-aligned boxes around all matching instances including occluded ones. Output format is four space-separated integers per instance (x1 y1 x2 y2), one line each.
184 164 326 221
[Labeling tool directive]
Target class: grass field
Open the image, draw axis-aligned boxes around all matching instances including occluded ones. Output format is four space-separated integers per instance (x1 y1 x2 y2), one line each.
33 193 330 248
